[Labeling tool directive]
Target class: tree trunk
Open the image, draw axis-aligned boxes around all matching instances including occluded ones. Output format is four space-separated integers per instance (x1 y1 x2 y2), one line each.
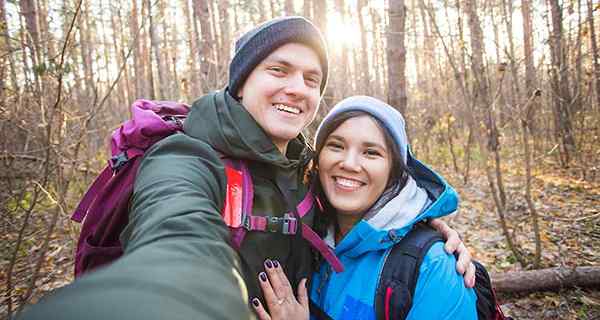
313 0 326 37
159 0 173 98
492 266 600 293
182 0 199 100
587 0 600 111
0 0 19 93
142 0 155 99
270 0 278 19
131 0 145 97
417 0 436 160
334 0 349 101
98 0 115 105
572 0 584 116
19 0 40 68
466 0 506 206
521 0 540 154
218 0 231 70
548 0 576 167
110 1 131 106
76 0 95 108
357 0 371 96
501 0 521 109
148 0 166 99
371 7 383 98
464 0 523 266
193 0 214 93
387 0 408 118
209 0 224 86
285 0 294 15
303 0 313 20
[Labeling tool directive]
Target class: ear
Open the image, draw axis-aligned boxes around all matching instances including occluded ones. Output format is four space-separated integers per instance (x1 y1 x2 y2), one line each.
237 86 243 100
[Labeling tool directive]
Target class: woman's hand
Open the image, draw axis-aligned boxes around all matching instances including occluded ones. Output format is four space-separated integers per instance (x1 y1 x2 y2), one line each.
252 259 309 320
429 218 477 288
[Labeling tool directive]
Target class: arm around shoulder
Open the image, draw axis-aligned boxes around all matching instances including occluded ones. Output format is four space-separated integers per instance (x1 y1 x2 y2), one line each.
406 242 478 320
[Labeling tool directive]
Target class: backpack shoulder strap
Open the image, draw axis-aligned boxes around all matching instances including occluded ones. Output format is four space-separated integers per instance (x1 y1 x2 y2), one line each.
374 223 444 320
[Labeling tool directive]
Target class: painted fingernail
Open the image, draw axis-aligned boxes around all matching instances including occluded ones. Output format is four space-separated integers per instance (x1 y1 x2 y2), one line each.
259 272 267 282
273 260 279 268
252 298 260 307
265 259 273 269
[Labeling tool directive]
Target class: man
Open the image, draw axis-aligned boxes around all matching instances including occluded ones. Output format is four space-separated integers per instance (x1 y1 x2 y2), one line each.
17 17 471 320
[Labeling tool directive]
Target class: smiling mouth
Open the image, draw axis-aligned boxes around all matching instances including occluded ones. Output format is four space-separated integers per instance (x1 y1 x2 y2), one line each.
274 103 301 115
334 176 365 189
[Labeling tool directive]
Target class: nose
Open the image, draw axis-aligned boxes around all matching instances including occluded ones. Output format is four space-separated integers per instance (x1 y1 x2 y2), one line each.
283 72 308 98
339 151 361 172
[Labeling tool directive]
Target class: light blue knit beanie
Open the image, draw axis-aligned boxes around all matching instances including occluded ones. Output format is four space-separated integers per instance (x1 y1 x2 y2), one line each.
314 96 409 165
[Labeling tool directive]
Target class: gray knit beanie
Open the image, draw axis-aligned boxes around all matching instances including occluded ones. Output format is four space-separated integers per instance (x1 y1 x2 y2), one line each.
228 16 329 99
315 96 409 165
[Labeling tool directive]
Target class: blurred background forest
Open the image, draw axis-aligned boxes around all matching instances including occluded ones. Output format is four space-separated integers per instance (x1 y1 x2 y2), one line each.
1 0 599 319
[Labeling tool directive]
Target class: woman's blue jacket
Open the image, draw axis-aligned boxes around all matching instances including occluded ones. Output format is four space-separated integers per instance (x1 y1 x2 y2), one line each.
310 153 478 320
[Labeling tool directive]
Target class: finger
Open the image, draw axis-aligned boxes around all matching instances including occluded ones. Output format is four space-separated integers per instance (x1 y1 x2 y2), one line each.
297 278 309 310
265 260 293 299
251 298 272 320
431 219 460 254
464 262 476 288
455 243 471 275
272 260 294 296
258 272 279 311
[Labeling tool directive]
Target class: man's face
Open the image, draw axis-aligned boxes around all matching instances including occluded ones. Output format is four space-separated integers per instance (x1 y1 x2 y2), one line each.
238 42 323 154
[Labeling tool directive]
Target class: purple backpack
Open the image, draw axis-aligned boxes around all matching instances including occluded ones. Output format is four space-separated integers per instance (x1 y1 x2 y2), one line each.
71 100 342 278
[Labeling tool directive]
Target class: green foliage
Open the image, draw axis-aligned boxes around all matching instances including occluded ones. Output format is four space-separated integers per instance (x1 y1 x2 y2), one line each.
33 63 47 76
6 190 33 213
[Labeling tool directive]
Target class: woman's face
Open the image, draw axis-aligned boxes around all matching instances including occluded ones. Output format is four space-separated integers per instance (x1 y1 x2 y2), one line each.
318 116 393 217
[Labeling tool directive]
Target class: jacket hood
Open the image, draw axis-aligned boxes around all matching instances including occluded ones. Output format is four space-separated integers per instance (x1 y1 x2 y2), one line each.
328 150 459 258
184 90 310 169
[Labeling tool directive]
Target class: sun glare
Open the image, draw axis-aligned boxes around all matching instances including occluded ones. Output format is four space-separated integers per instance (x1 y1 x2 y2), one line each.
326 13 361 50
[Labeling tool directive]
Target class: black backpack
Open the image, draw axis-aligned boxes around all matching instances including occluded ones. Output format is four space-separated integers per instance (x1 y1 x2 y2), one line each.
374 223 512 320
310 223 512 320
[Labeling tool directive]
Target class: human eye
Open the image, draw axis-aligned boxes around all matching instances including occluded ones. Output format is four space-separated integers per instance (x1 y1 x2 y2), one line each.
365 148 383 157
267 66 286 76
304 74 321 88
325 141 343 151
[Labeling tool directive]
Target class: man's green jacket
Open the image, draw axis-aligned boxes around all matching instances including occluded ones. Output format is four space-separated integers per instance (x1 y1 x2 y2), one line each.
17 91 317 319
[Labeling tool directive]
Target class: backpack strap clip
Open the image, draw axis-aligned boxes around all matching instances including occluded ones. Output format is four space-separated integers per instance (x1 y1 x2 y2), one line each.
242 214 298 235
109 149 144 172
272 214 297 234
110 152 129 171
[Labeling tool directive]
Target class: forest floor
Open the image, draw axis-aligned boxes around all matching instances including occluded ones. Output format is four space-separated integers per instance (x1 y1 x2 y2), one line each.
1 157 599 319
440 159 600 320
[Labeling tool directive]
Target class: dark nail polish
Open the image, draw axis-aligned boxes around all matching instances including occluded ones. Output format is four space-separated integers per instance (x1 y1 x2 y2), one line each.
273 260 279 268
252 298 260 307
259 272 267 282
265 259 273 269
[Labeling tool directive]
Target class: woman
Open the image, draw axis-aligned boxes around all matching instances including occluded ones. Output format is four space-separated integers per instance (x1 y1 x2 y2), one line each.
252 96 477 319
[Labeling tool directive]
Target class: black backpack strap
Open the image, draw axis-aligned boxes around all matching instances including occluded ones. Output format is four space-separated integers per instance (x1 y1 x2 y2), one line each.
374 223 444 320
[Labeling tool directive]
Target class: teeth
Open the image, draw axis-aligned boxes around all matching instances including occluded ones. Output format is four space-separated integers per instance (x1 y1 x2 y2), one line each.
274 104 301 114
335 177 362 188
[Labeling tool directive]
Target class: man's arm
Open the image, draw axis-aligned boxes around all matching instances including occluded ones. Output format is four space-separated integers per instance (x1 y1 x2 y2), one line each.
429 218 476 287
406 242 478 320
16 134 253 320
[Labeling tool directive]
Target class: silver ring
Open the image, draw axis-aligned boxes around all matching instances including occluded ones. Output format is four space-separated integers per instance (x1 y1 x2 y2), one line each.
277 298 285 305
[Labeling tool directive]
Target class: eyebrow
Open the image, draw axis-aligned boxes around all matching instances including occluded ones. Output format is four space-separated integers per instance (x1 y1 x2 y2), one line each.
364 141 388 152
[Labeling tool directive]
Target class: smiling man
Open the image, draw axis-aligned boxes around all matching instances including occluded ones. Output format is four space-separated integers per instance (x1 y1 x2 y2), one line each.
17 17 471 320
18 16 329 320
